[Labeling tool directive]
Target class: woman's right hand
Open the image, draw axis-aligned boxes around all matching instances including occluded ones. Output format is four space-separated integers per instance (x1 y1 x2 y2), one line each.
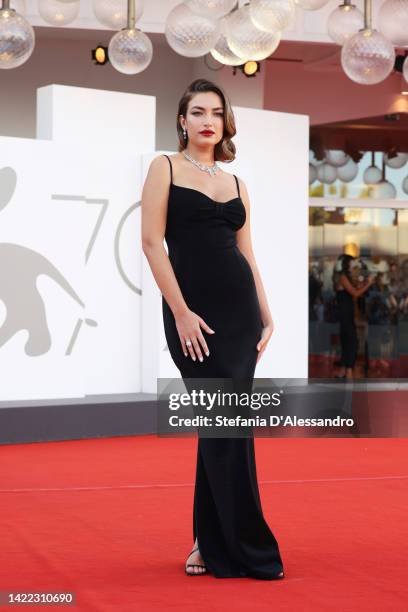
175 308 215 361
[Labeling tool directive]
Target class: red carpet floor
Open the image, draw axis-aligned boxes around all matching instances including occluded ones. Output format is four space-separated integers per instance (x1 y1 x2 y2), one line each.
1 436 407 611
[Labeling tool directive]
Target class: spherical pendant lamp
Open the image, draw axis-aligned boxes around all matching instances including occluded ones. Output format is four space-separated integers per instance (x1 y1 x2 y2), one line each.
109 28 152 74
363 164 382 184
39 0 79 26
165 2 221 58
317 163 337 184
384 152 408 169
341 0 395 85
108 0 152 74
336 157 358 182
327 2 364 45
378 0 408 47
210 15 248 65
250 0 296 33
371 180 396 199
404 55 408 84
325 150 350 167
0 6 34 69
226 4 281 62
341 28 395 85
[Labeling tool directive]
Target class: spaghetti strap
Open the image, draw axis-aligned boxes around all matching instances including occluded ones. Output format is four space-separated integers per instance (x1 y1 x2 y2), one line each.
233 174 240 198
163 154 173 185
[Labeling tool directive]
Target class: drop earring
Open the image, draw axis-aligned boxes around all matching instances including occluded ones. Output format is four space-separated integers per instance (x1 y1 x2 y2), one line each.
183 128 187 140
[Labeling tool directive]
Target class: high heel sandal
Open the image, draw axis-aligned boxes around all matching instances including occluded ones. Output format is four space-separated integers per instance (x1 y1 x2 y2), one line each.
185 546 207 576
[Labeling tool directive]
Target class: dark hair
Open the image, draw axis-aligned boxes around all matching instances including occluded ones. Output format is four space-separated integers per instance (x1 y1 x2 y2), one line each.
340 254 355 279
176 78 236 162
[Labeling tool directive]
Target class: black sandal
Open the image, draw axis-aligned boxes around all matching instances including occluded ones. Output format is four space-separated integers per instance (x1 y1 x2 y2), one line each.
185 546 207 576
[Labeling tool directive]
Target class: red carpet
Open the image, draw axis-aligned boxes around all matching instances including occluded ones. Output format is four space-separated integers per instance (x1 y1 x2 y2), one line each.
1 436 407 611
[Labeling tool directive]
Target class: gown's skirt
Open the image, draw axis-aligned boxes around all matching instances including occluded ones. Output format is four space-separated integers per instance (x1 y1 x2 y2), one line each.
162 246 284 579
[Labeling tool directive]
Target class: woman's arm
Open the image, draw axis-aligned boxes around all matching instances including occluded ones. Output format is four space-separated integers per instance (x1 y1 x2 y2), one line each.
141 155 189 317
339 273 375 298
235 178 273 362
141 155 213 361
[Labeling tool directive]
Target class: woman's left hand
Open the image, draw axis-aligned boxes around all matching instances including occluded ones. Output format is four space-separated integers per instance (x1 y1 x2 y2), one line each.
256 322 274 363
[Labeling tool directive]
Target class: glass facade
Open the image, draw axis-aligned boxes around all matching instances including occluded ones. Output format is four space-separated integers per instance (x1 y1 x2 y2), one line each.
309 205 408 378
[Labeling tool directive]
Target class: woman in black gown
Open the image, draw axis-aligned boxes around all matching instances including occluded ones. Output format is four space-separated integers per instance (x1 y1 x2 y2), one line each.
334 255 374 380
141 78 284 580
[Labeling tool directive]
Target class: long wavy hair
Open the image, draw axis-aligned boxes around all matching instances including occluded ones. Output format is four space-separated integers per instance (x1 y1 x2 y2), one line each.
176 78 236 162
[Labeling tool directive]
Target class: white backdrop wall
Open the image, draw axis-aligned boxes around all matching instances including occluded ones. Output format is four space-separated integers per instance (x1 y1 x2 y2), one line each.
0 136 146 400
0 85 308 401
0 137 85 400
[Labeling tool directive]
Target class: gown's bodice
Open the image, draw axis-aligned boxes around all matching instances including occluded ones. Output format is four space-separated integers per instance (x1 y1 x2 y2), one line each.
162 154 255 307
165 183 246 257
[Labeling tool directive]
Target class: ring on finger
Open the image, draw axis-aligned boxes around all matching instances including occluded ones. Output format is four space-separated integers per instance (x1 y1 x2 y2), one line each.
185 339 192 347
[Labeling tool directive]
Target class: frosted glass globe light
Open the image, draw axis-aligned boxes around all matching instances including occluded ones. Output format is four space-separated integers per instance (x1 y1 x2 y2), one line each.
93 0 144 30
0 7 34 69
404 55 408 84
309 163 317 184
327 4 364 45
317 162 337 184
226 4 281 62
325 149 349 167
39 0 79 26
249 0 296 33
341 28 395 85
378 0 408 47
108 27 153 74
371 180 396 199
165 3 221 58
337 157 358 182
402 175 408 195
363 164 382 184
294 0 329 10
384 152 408 169
210 15 248 66
187 0 237 19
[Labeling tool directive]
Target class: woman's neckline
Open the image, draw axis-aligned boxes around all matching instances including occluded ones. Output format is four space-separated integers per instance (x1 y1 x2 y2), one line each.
170 183 241 206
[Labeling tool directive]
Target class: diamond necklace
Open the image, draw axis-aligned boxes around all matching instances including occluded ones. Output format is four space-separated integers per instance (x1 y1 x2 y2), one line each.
182 150 220 177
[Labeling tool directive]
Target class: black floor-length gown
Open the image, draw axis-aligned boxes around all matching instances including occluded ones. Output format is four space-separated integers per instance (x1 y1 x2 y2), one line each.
161 154 284 579
336 288 358 368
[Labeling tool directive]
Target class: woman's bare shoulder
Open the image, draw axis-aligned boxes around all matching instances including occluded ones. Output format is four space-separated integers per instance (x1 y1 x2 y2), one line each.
230 173 248 198
144 154 173 187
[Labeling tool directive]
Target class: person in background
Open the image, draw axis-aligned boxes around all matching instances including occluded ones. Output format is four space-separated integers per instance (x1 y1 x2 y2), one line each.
333 254 375 380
